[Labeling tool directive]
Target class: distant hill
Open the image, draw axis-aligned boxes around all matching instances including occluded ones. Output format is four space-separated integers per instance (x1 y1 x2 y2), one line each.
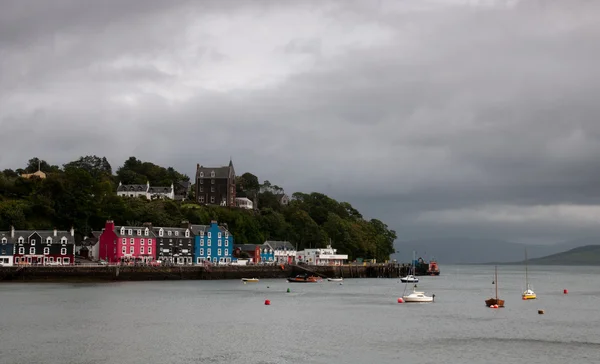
525 245 600 265
392 237 600 264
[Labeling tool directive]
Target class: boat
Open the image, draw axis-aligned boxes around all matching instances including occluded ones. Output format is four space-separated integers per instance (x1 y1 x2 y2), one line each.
413 256 441 276
485 266 505 307
400 274 419 283
401 251 434 303
241 278 259 283
522 249 536 300
287 274 322 283
403 285 435 303
327 277 343 282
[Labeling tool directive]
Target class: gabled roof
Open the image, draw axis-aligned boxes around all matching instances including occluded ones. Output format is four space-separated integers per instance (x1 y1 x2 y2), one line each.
234 244 259 251
117 184 148 192
196 160 235 180
0 230 74 244
264 240 295 251
190 223 232 235
148 185 173 194
113 226 156 238
152 226 192 238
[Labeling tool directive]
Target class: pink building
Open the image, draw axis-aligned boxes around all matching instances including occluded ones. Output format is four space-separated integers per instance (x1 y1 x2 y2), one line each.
98 221 156 264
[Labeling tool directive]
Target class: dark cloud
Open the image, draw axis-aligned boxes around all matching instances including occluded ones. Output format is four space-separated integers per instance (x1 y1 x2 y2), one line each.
2 0 600 243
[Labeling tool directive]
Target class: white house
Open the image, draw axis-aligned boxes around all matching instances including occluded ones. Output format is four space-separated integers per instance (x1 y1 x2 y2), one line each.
235 197 254 210
296 244 348 266
117 181 175 200
263 240 296 264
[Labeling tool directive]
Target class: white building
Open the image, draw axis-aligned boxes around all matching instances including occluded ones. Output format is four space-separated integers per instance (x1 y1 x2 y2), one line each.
296 244 348 266
117 181 175 200
263 240 296 264
235 197 254 210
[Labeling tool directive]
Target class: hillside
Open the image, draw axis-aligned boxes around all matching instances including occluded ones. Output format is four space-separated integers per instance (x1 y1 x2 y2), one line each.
392 237 599 264
0 156 396 261
525 245 600 265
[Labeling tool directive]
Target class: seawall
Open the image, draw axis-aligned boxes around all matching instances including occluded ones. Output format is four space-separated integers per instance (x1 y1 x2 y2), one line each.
0 264 409 283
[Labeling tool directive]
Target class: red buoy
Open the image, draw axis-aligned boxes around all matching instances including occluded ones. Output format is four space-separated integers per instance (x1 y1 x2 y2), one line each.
564 289 568 294
265 299 271 305
397 298 404 303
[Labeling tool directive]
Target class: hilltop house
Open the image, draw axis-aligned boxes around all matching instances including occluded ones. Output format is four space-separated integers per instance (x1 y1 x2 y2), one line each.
195 160 236 207
98 221 156 264
191 221 233 264
117 181 175 200
152 223 194 265
235 197 253 210
6 227 75 265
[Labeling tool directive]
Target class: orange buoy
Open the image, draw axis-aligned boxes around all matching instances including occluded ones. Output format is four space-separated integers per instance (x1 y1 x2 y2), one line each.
397 298 404 303
564 289 568 294
265 299 271 305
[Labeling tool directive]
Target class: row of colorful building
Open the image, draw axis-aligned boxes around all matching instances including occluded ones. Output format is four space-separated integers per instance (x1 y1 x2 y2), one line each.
0 220 348 267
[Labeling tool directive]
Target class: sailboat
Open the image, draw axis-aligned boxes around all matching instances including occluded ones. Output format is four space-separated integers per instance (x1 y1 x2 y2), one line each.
400 251 419 283
485 266 504 307
402 252 434 303
522 249 536 300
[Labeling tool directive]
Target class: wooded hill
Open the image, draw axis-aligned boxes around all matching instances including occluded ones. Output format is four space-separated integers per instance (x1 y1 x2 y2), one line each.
0 156 396 261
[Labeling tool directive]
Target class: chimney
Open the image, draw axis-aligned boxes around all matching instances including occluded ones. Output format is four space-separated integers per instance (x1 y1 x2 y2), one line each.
105 220 115 233
70 226 75 237
142 222 153 228
181 220 191 229
53 228 57 237
10 225 15 238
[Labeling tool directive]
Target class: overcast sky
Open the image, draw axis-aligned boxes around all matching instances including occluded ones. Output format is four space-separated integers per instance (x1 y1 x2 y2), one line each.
1 0 600 244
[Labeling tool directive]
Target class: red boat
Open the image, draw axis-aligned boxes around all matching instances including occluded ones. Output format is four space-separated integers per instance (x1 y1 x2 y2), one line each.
286 275 322 283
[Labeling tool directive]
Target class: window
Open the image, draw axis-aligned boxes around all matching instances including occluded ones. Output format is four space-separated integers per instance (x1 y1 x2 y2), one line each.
211 179 215 184
1 238 6 244
200 172 204 177
31 239 36 245
61 248 67 255
200 239 204 247
141 247 144 254
148 247 152 254
207 239 211 247
46 237 52 244
122 238 126 244
128 229 132 235
63 258 70 264
19 247 24 254
120 227 125 235
218 249 222 256
185 230 190 237
18 237 24 244
225 249 229 256
225 232 229 238
200 186 203 192
61 237 67 245
140 239 144 245
200 248 204 255
122 246 126 254
145 228 149 236
148 239 152 245
218 232 222 238
159 229 164 237
130 246 134 254
130 238 134 244
200 231 204 236
211 186 215 192
174 231 179 236
207 232 212 238
218 239 222 247
199 179 203 184
44 247 49 254
225 240 229 247
137 229 141 236
199 196 205 203
168 231 172 236
29 247 35 254
207 248 211 256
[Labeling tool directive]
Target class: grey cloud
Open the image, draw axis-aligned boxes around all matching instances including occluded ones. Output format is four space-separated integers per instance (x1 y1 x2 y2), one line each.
2 0 600 244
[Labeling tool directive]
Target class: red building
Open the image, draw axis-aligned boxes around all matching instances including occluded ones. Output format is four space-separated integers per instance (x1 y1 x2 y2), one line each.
98 221 156 264
233 244 261 263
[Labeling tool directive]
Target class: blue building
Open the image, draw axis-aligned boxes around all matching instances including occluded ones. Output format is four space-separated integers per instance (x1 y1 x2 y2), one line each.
0 230 15 266
259 244 275 263
191 221 233 264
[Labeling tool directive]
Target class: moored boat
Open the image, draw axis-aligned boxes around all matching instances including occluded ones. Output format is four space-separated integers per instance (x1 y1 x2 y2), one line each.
400 274 419 283
486 266 505 307
327 277 343 282
287 275 322 283
521 249 537 300
403 286 435 303
241 278 259 282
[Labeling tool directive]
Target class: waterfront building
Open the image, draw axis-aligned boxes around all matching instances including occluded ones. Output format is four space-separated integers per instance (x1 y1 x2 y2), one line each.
75 231 101 260
194 160 236 206
152 223 194 265
259 245 275 263
116 181 175 200
233 244 261 263
98 221 156 264
191 221 234 264
263 240 296 264
296 244 348 266
235 197 253 210
3 226 75 265
0 231 15 266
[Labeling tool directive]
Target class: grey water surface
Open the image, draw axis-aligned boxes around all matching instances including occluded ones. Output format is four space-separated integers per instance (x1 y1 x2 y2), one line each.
0 265 598 364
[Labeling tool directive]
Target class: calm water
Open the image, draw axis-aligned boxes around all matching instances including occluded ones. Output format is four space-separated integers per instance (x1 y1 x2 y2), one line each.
0 265 599 364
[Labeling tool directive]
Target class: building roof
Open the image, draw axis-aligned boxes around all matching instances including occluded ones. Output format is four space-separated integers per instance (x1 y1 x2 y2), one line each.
264 240 295 251
234 244 259 251
148 185 173 194
190 223 231 235
195 160 235 180
152 226 192 239
117 184 148 192
112 226 156 238
0 229 74 244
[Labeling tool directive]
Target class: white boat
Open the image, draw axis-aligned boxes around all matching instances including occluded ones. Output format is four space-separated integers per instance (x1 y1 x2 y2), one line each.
400 274 419 283
327 278 343 282
241 278 259 283
522 249 536 300
403 286 435 303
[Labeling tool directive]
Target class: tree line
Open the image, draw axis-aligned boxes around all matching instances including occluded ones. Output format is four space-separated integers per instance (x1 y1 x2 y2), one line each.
0 156 397 261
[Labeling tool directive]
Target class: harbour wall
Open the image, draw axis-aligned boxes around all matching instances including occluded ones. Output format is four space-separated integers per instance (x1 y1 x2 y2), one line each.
0 264 409 283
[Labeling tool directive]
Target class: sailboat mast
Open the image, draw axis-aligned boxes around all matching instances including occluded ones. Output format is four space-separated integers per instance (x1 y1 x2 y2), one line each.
525 249 529 288
495 266 498 300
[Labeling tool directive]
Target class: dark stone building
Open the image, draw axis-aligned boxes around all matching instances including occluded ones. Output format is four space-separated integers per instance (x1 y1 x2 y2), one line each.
152 222 194 265
195 160 236 207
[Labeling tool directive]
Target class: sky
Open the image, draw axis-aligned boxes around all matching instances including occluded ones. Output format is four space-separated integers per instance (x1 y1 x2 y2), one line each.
1 0 600 245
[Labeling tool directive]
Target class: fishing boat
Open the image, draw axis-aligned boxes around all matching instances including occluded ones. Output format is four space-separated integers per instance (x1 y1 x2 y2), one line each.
522 249 536 300
241 278 259 283
327 277 343 282
485 266 505 307
287 275 322 283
